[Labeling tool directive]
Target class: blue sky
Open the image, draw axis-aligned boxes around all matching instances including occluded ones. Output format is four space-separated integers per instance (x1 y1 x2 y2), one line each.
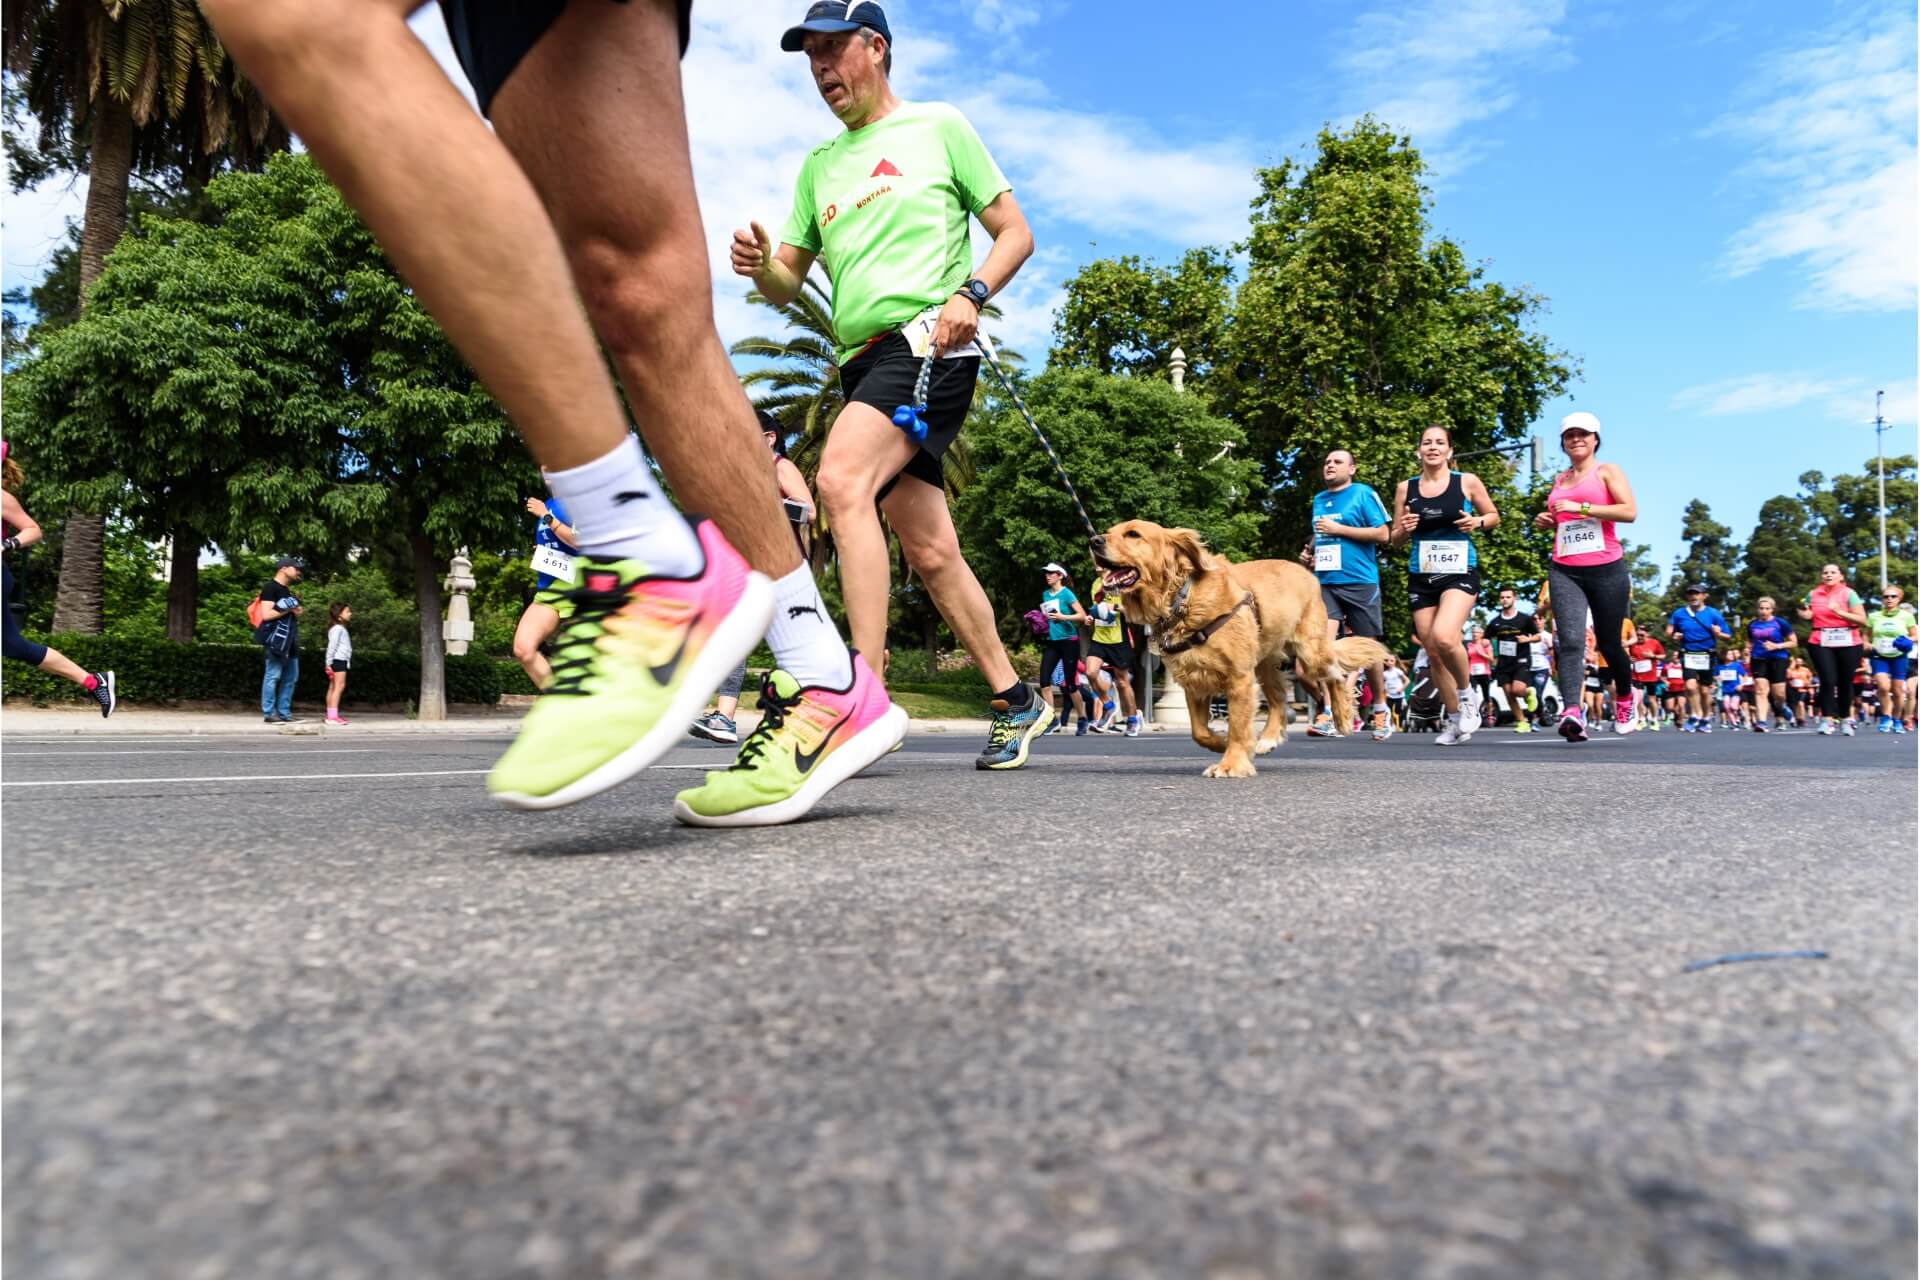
4 0 1913 582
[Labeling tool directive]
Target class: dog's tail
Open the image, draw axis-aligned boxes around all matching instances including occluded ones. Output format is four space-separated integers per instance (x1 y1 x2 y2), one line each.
1331 636 1391 678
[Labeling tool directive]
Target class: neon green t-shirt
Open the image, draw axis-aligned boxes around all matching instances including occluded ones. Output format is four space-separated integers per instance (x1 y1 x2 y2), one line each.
1867 606 1917 656
780 101 1011 365
1090 597 1123 646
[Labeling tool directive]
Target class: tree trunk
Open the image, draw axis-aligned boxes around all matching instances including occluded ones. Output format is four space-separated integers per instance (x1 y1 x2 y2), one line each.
409 529 447 721
166 529 199 643
49 97 134 637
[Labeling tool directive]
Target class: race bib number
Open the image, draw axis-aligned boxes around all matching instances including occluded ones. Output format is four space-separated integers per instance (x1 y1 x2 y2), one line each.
1418 540 1469 574
1314 542 1342 573
1633 659 1653 673
1683 651 1711 672
1818 626 1854 647
531 544 576 584
1555 517 1604 558
1875 638 1901 657
903 304 995 362
1497 639 1518 657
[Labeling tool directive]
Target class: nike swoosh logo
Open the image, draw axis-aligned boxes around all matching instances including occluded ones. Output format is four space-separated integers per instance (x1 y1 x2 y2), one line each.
793 712 846 774
649 611 700 686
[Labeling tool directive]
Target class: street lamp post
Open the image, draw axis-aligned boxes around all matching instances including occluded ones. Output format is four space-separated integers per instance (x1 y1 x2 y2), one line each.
1873 390 1889 594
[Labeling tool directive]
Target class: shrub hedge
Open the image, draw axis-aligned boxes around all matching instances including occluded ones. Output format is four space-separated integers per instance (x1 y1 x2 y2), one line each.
2 636 501 707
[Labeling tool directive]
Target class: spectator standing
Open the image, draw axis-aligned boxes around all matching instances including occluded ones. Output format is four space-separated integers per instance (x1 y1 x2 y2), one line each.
256 557 307 724
324 602 353 725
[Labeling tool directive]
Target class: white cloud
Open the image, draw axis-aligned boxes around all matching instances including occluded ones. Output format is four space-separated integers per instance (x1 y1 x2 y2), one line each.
1709 8 1917 311
1 171 86 298
1671 372 1917 428
1335 0 1569 169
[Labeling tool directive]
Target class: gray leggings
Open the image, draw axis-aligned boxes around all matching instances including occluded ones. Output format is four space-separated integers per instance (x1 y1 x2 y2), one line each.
1549 558 1634 712
717 660 748 700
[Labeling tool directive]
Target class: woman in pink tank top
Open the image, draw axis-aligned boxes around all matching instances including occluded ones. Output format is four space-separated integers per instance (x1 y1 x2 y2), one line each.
1531 413 1639 742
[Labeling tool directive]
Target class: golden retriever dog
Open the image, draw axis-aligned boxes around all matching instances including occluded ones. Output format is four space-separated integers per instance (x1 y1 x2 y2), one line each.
1090 521 1391 777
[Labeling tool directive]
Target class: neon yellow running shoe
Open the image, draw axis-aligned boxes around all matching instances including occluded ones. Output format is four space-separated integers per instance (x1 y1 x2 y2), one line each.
673 654 906 827
488 518 772 810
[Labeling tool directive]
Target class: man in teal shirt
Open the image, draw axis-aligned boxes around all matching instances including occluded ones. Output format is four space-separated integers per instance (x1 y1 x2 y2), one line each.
733 1 1051 770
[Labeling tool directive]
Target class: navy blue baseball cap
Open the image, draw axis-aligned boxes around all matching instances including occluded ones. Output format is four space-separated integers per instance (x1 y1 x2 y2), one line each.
781 1 892 52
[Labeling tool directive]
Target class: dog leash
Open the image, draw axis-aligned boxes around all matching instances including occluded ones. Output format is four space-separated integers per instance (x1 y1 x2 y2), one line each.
893 341 1100 542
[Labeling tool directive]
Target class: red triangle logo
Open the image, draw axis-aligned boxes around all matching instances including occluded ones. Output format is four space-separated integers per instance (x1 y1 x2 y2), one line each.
871 159 902 177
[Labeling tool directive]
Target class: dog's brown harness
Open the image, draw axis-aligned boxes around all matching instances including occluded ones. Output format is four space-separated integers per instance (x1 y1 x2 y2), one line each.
1153 577 1260 656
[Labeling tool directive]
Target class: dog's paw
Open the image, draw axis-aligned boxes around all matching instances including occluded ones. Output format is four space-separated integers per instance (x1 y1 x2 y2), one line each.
1253 737 1281 756
1203 760 1257 779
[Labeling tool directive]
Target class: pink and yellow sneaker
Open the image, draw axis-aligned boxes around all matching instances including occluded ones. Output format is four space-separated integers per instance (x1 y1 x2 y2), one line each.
488 518 773 810
672 652 907 827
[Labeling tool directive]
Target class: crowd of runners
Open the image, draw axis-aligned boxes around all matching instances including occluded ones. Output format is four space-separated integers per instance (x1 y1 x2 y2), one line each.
4 2 1908 833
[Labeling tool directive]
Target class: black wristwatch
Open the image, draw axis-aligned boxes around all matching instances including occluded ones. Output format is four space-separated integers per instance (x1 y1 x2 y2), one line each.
956 278 990 308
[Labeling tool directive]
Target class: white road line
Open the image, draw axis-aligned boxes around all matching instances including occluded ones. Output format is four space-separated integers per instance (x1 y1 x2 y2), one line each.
1 764 725 787
5 748 412 757
3 768 493 787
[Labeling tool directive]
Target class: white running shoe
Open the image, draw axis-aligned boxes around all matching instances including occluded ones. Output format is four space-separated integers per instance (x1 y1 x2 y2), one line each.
1436 713 1463 746
1455 698 1481 738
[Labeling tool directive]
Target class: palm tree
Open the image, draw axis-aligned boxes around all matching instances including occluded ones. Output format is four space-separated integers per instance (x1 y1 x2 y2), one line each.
5 0 287 634
731 280 1019 503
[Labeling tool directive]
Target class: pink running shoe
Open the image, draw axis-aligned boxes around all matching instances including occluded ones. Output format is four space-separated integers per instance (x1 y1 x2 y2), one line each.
672 652 907 827
1613 697 1637 735
488 517 775 810
325 713 348 725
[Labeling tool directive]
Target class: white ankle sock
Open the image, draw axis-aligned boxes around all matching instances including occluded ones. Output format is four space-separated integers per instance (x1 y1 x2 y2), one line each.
765 566 853 689
542 435 702 575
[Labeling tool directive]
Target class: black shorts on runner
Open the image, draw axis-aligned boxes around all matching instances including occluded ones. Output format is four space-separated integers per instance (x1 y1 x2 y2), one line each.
1678 652 1716 685
1407 570 1479 612
1751 655 1790 683
1089 640 1133 669
442 0 694 117
1492 657 1527 684
1319 582 1384 637
841 332 980 498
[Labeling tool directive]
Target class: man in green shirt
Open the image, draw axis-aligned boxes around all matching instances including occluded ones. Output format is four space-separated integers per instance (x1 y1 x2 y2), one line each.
732 1 1053 771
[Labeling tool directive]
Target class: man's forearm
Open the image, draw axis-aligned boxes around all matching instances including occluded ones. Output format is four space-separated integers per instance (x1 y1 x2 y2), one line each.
753 259 807 306
971 224 1033 298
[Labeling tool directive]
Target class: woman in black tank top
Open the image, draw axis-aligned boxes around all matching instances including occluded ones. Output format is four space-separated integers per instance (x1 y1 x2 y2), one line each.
1388 425 1499 745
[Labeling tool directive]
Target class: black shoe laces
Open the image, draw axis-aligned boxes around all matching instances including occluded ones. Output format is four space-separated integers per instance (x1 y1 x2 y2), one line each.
542 577 630 697
728 678 802 771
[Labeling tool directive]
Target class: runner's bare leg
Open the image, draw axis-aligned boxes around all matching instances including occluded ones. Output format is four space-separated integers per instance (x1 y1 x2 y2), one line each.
880 474 1020 692
816 403 919 665
490 2 799 575
199 0 627 472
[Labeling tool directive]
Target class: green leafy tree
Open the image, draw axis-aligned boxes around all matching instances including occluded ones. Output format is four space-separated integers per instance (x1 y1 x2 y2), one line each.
1216 119 1572 559
6 0 287 634
1620 539 1667 636
1825 456 1916 593
1736 494 1833 624
953 368 1262 640
9 153 537 714
1048 248 1233 384
1661 499 1740 618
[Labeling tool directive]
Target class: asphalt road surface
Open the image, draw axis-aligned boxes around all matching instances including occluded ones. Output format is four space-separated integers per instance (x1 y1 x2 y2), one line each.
5 721 1915 1279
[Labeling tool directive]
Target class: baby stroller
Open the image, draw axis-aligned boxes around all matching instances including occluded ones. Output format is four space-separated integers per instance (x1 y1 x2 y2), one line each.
1404 673 1445 733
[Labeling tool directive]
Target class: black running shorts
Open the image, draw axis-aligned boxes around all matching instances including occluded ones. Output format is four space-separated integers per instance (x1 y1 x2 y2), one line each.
1408 570 1480 612
441 0 693 117
840 332 980 497
1750 655 1790 683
